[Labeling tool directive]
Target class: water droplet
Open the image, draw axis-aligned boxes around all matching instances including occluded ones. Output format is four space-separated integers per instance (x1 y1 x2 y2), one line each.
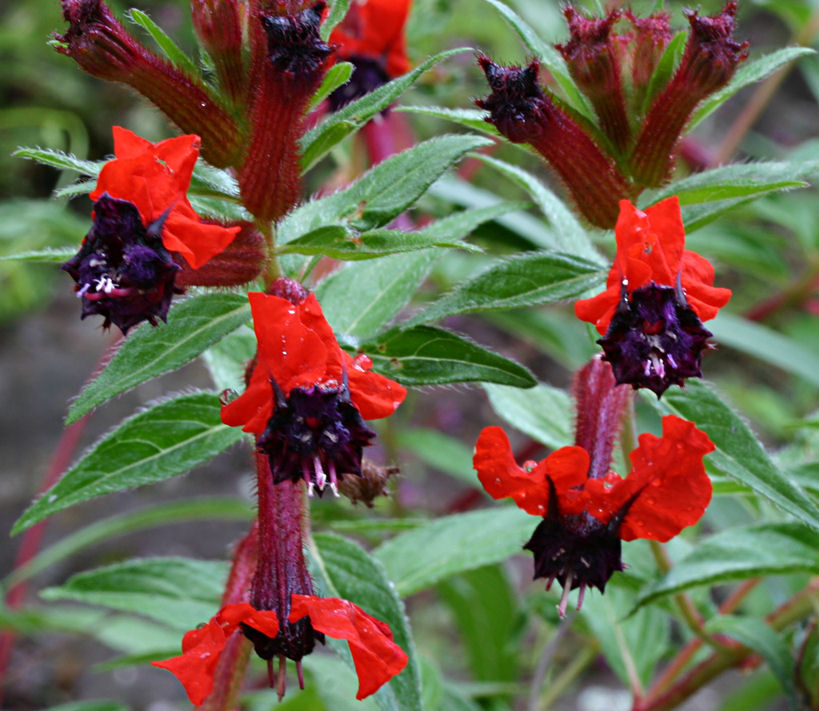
47 494 57 503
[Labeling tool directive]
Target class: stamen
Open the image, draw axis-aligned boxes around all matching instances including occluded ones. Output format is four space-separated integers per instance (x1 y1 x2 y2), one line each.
267 658 276 690
314 455 326 489
302 460 313 493
545 572 557 591
328 460 340 497
557 571 574 619
76 283 91 298
577 583 586 611
276 655 287 701
667 353 678 368
297 660 305 690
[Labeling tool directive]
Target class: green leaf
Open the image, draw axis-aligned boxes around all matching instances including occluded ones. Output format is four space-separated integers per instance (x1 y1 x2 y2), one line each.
395 106 500 138
690 47 817 129
641 31 687 115
396 428 477 487
483 382 572 450
581 580 670 687
374 508 534 596
407 251 605 326
474 155 599 261
316 251 439 342
13 147 102 176
201 324 257 392
654 381 819 531
635 523 819 607
300 48 472 170
643 161 816 207
67 292 250 423
362 325 536 387
429 176 557 249
6 498 252 587
709 312 819 388
705 616 798 709
477 0 593 120
0 247 76 262
284 135 492 243
321 0 353 40
125 9 200 77
13 393 244 535
189 160 240 198
40 557 227 629
310 533 422 711
309 62 354 109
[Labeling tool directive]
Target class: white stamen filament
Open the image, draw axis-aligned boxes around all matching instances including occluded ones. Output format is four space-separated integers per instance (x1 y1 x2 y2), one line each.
557 571 574 619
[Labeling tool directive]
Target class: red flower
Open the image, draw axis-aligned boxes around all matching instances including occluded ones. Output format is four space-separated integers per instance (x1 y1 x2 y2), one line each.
153 596 407 704
474 412 714 616
289 595 409 700
151 603 280 705
574 197 732 396
90 127 239 269
221 285 406 494
327 0 412 108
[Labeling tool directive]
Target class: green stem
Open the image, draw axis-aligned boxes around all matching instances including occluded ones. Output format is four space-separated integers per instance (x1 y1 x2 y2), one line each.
258 220 282 288
538 642 600 710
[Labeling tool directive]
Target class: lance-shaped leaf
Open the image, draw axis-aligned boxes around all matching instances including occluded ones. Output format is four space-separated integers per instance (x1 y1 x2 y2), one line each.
374 508 534 596
12 147 103 176
651 381 819 531
300 48 472 170
40 557 227 630
483 382 572 450
316 251 439 342
320 0 353 40
13 393 244 534
635 523 819 608
396 106 501 138
0 247 77 262
309 533 422 711
406 252 605 327
283 134 493 243
67 293 250 423
279 203 519 260
126 8 199 76
309 61 354 110
690 47 817 129
361 325 536 387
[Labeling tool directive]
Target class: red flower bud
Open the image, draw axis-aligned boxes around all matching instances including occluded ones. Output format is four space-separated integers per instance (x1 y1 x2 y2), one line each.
190 0 247 105
630 2 748 187
556 6 631 153
626 10 674 109
175 222 265 287
56 0 243 168
477 57 630 228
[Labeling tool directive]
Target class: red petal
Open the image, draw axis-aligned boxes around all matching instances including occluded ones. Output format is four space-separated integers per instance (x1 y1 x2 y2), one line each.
680 250 732 322
289 595 408 699
217 602 280 639
345 352 407 420
220 369 274 434
587 415 714 541
574 285 620 335
152 621 227 706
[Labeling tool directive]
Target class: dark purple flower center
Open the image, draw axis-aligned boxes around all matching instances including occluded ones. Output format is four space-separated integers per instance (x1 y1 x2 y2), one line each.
61 193 181 334
241 618 324 663
523 480 624 617
261 3 332 78
257 382 375 495
597 282 712 397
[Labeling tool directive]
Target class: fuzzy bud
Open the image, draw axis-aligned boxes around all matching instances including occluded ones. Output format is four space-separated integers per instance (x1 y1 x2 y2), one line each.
190 0 247 105
175 222 265 287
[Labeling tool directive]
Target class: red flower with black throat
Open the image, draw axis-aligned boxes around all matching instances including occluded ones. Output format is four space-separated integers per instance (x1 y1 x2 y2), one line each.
328 0 412 109
575 197 731 397
61 127 239 333
153 595 408 704
221 280 406 495
474 358 714 617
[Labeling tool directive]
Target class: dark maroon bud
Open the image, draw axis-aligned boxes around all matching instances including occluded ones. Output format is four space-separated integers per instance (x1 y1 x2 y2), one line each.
477 56 631 228
626 10 674 109
267 276 310 305
597 283 714 397
190 0 247 105
175 222 265 288
630 2 748 187
239 3 333 222
61 194 182 334
56 0 243 168
556 6 630 152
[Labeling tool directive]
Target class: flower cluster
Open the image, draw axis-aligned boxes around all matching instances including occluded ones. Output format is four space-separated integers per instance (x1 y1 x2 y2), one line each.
576 197 732 396
473 358 715 616
477 3 748 227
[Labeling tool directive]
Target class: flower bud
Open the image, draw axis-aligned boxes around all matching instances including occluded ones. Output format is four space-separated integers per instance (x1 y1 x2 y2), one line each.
56 0 243 168
477 57 630 228
625 10 674 110
190 0 247 105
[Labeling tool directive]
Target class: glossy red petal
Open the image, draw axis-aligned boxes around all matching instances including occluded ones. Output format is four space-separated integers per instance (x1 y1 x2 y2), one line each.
680 250 732 322
574 285 620 335
220 369 274 434
163 208 240 269
473 426 549 515
295 294 345 385
345 352 407 420
217 602 280 639
151 621 227 706
587 415 714 541
289 595 408 699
